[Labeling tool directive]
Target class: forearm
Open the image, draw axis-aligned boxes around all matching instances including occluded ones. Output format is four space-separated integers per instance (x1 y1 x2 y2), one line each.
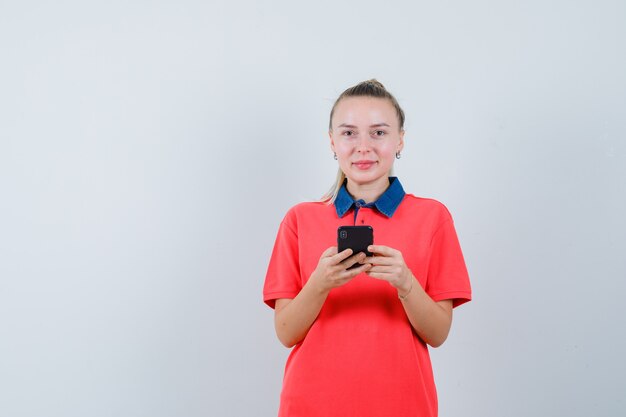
273 248 368 348
274 278 330 348
399 276 453 347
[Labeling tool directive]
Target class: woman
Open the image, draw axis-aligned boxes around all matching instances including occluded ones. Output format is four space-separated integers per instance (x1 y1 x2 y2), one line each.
263 79 472 417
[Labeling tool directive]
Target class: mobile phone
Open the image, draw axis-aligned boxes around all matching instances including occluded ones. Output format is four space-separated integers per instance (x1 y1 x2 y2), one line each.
337 226 373 269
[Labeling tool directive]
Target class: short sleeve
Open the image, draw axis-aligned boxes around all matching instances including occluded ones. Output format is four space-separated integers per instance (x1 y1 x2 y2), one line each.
425 217 472 308
263 211 302 309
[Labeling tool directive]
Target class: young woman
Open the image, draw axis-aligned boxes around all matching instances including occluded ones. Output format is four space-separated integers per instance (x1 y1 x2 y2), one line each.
263 80 472 417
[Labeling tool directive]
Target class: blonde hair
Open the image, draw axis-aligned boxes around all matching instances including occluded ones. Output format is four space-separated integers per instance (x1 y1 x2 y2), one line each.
321 79 405 203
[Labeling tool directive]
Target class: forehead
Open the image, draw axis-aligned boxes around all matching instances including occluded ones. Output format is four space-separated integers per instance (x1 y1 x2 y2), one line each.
332 97 398 127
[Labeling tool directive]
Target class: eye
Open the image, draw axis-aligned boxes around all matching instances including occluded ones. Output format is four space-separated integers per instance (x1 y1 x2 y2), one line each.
373 130 386 137
342 130 355 137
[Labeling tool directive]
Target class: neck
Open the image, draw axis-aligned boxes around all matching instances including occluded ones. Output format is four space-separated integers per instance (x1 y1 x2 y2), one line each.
346 177 390 203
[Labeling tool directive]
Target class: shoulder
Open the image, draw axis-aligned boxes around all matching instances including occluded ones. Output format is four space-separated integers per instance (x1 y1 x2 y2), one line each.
281 201 335 228
402 194 453 218
396 194 457 232
284 201 330 217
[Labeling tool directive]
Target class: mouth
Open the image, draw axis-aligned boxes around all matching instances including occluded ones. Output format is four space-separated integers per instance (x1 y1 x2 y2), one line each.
352 160 377 170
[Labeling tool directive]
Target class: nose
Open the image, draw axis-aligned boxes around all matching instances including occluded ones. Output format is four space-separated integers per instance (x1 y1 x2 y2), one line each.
355 136 371 153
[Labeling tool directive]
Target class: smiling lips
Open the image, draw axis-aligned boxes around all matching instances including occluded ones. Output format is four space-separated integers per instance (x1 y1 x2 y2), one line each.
353 160 377 170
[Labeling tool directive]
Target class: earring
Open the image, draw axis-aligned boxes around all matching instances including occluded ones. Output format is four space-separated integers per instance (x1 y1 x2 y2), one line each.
334 153 337 160
396 152 401 159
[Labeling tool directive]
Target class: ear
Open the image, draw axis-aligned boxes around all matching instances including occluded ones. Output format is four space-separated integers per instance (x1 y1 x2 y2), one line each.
329 130 336 153
397 130 405 153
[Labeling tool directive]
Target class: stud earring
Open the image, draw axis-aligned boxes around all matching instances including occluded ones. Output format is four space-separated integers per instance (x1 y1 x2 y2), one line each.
334 153 338 160
396 152 401 159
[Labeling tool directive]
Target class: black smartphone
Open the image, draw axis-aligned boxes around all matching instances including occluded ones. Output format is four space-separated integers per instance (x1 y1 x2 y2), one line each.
337 226 373 269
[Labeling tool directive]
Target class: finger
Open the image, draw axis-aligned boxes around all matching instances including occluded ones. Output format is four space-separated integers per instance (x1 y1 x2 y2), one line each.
368 264 405 275
342 262 371 278
367 245 396 256
322 246 338 257
340 252 367 269
365 271 394 281
366 266 399 277
330 263 365 283
363 255 395 266
331 248 354 263
367 265 399 279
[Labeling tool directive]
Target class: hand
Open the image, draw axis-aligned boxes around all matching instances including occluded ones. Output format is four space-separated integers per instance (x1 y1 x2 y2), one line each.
364 245 413 294
309 247 371 293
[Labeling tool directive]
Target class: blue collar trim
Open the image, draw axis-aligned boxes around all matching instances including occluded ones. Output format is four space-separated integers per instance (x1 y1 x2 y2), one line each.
334 177 405 218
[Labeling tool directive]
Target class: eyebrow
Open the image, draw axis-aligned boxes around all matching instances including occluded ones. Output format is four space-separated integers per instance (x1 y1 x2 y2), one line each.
337 123 391 129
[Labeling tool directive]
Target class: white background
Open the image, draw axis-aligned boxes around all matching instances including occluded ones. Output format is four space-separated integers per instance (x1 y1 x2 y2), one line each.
1 1 625 416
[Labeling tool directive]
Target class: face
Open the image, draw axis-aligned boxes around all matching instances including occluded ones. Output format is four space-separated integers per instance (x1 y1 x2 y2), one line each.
329 97 404 188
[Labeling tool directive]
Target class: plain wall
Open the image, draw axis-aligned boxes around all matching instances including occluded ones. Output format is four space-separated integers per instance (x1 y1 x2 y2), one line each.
1 1 625 416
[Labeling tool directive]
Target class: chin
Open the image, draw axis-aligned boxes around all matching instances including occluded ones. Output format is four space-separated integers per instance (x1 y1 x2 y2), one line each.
347 172 387 184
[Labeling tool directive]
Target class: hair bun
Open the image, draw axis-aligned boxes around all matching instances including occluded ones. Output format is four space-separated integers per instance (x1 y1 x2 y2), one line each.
365 79 386 89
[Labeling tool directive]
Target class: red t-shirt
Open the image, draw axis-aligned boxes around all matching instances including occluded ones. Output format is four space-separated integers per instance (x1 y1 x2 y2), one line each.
264 194 471 417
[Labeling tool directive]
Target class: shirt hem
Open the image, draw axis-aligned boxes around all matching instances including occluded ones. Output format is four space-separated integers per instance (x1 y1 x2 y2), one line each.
430 291 472 308
264 291 300 309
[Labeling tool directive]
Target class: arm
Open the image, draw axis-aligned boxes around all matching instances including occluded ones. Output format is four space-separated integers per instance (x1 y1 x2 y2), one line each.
398 281 453 348
364 245 453 347
274 247 370 348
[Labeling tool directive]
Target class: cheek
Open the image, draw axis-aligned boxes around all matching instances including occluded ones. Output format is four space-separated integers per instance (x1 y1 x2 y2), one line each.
377 142 398 157
335 141 355 155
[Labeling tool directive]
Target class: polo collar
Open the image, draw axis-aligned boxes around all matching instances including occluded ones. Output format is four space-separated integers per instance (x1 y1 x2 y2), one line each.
334 177 405 218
